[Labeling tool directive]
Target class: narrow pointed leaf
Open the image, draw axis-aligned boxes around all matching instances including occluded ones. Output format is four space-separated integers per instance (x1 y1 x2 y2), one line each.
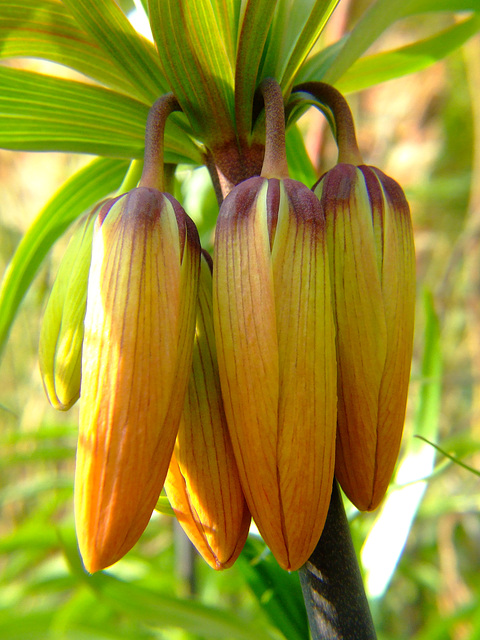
239 537 309 640
0 0 139 94
81 571 281 640
260 0 339 89
322 0 480 85
280 0 339 91
0 157 129 359
61 0 167 102
211 0 241 64
285 124 317 187
148 0 236 144
235 0 276 137
0 66 200 162
335 15 480 94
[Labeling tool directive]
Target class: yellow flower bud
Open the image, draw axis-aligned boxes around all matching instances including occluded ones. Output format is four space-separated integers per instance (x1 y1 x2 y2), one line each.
165 253 251 569
213 176 337 571
75 187 200 573
314 164 415 511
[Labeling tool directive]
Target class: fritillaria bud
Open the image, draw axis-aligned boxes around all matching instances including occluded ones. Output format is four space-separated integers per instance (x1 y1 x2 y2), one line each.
213 80 337 570
75 187 200 573
314 163 415 511
39 206 101 410
165 252 251 569
214 174 336 571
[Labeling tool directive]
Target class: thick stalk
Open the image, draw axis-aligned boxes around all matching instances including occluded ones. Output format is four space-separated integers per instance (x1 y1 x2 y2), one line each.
140 93 181 191
299 481 377 640
259 78 289 179
293 82 363 165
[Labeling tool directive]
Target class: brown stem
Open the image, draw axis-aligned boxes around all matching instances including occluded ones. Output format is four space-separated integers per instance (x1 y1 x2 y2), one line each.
139 93 182 191
259 78 289 179
293 82 363 165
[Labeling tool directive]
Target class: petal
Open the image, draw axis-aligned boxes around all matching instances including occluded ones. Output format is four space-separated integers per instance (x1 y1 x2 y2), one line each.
271 179 337 570
213 177 287 563
368 168 416 508
166 253 250 569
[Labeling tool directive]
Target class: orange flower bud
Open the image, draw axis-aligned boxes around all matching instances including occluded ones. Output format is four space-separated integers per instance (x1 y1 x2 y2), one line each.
165 253 251 569
213 176 337 570
75 187 200 573
314 164 415 510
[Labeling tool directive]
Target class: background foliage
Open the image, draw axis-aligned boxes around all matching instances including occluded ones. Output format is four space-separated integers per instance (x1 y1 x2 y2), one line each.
1 1 480 638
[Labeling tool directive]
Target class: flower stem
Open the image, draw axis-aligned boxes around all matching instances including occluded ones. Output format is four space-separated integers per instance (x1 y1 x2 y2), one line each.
140 93 181 191
299 480 377 640
293 82 363 165
259 78 289 179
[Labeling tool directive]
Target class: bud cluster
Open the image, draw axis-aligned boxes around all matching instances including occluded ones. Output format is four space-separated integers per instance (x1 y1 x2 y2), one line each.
39 81 415 574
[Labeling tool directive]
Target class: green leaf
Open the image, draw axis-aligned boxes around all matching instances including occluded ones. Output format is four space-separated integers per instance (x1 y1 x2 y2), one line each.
148 0 236 145
213 0 241 65
61 536 282 640
259 0 339 87
321 0 480 85
279 0 340 92
0 157 129 359
335 14 480 93
0 66 200 162
235 0 276 138
403 0 480 14
0 611 54 640
0 0 139 94
285 124 317 187
238 537 308 640
92 574 282 640
415 436 480 478
61 0 166 103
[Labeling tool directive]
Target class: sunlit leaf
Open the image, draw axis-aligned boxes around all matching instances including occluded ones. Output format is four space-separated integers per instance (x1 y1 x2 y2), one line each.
249 1 338 142
61 0 166 103
335 15 480 93
0 66 200 162
259 1 338 87
148 0 236 145
239 537 308 640
0 158 129 358
279 0 339 91
285 124 317 187
61 536 282 640
415 436 480 478
322 0 480 85
235 0 276 138
0 0 139 94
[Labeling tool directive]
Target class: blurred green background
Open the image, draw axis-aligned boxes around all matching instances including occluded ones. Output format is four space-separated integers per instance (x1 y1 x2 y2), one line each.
1 3 480 639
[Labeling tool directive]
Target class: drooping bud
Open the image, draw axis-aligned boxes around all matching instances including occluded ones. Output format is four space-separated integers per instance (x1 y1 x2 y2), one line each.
165 252 251 570
314 163 415 511
39 204 103 410
213 80 337 571
75 186 201 573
